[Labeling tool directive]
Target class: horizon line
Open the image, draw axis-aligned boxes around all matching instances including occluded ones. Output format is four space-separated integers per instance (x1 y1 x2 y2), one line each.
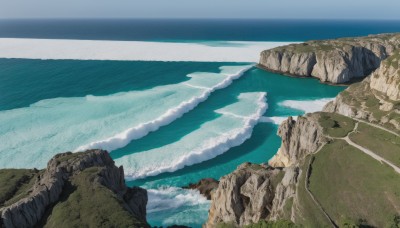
1 17 400 21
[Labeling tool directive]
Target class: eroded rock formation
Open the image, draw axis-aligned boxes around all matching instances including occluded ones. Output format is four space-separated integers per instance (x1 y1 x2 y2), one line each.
259 33 400 84
0 150 149 228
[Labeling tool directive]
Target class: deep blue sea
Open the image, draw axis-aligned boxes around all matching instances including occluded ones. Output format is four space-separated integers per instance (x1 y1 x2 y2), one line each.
0 19 398 227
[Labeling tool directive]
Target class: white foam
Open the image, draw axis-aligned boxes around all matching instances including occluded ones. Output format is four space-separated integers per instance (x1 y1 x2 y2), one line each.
146 187 210 226
0 38 293 62
147 187 209 213
259 116 298 125
76 65 253 152
0 65 252 169
117 92 267 180
279 98 335 113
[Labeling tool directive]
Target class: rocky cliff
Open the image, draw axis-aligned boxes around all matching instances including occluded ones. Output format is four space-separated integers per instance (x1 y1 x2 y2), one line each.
183 178 219 200
259 33 400 84
324 53 400 132
205 163 298 227
205 114 324 227
269 115 327 167
0 150 149 228
370 52 400 101
206 34 400 227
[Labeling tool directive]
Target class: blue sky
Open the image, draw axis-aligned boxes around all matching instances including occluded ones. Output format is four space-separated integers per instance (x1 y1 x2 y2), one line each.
1 0 400 20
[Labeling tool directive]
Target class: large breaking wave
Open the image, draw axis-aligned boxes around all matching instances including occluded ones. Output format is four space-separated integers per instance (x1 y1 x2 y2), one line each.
0 65 252 169
116 92 267 180
146 187 210 227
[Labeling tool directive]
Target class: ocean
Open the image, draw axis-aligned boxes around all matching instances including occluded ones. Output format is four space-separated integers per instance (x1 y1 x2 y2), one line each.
1 19 398 227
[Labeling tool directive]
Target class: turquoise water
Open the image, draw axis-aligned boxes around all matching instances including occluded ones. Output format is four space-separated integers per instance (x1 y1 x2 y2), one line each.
0 58 344 227
3 18 385 228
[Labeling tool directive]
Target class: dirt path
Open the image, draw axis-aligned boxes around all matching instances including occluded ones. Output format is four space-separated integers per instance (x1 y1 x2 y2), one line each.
355 118 399 137
344 136 400 174
332 121 400 174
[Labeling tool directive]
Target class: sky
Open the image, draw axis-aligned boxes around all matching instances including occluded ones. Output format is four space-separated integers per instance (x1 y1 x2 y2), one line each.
1 0 400 20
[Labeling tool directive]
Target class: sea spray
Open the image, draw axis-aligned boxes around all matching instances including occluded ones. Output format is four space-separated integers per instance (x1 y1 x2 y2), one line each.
146 187 210 227
76 65 253 152
119 92 267 180
279 98 335 113
0 65 252 169
259 116 297 125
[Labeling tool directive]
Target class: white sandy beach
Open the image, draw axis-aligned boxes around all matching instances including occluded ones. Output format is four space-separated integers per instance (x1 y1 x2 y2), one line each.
0 38 292 62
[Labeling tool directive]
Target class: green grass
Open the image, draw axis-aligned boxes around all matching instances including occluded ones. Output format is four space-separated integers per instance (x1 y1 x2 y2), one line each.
385 51 400 70
292 156 331 228
282 197 294 219
43 167 148 228
336 66 400 133
349 123 400 167
318 112 356 138
54 151 84 163
273 42 334 53
0 169 39 207
309 140 400 227
245 220 300 228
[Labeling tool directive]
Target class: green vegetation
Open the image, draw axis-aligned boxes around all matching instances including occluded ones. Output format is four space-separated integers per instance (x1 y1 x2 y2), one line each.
292 156 331 228
217 220 300 228
385 51 400 70
309 140 400 227
338 81 399 132
282 197 294 220
318 112 356 138
349 122 400 167
54 151 84 163
272 34 400 56
245 220 300 228
216 222 237 228
43 167 148 228
0 169 38 207
270 169 285 189
273 42 335 53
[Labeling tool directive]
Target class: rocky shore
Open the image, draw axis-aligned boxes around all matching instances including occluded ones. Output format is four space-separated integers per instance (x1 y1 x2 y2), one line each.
259 33 400 84
0 150 149 228
205 34 400 227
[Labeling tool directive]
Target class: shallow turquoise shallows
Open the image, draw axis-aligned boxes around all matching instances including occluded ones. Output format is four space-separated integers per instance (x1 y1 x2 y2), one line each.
0 58 344 227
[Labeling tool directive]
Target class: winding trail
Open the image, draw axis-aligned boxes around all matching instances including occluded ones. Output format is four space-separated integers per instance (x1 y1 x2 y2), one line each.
344 122 400 174
304 119 400 227
328 121 400 174
354 118 399 137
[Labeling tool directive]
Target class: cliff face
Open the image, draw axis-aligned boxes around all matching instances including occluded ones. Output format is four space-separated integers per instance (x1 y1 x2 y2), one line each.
324 54 400 132
206 34 400 227
205 163 295 227
370 52 400 101
0 150 149 228
259 33 400 84
269 115 326 167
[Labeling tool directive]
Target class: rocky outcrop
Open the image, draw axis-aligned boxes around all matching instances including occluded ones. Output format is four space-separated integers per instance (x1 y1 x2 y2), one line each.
0 150 148 228
324 54 400 132
205 33 400 228
370 53 400 101
183 178 219 200
268 167 299 221
205 163 297 227
259 33 400 84
269 115 326 168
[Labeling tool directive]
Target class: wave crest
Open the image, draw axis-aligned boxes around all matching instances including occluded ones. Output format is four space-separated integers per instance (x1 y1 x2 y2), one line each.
76 65 253 152
121 92 267 180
